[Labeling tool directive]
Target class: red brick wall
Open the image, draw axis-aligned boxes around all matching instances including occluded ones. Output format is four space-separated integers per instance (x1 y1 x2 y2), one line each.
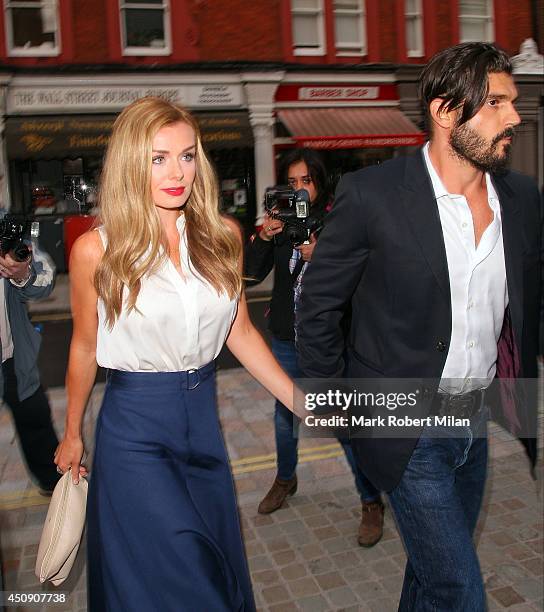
71 0 109 63
377 0 398 62
539 0 544 51
496 0 534 54
0 0 540 68
538 0 544 52
193 0 283 61
433 2 456 52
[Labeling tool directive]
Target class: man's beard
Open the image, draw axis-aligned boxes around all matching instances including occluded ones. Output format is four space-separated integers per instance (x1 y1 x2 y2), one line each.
449 124 515 174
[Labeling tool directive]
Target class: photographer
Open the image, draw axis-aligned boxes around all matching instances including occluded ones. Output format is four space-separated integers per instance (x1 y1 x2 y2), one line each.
245 148 385 547
0 221 59 495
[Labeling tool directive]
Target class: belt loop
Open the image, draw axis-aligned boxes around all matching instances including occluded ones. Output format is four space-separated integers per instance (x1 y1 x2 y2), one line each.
187 368 200 390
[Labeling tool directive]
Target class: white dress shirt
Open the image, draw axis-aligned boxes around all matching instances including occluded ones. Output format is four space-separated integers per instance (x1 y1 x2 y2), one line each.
422 143 508 393
96 214 238 372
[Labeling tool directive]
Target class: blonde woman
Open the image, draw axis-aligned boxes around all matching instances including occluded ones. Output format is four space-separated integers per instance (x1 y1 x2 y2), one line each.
54 97 294 611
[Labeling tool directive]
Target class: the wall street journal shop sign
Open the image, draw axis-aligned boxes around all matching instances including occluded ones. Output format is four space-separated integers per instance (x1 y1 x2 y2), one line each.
7 83 244 114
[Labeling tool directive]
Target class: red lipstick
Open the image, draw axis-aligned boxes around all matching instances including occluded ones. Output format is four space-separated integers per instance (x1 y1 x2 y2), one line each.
161 187 185 196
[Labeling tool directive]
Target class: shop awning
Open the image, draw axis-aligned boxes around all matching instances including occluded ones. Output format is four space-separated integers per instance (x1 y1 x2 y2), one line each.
277 108 425 149
5 112 253 159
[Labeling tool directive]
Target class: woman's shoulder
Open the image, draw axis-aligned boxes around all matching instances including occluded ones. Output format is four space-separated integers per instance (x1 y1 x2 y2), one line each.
69 228 104 270
221 214 243 243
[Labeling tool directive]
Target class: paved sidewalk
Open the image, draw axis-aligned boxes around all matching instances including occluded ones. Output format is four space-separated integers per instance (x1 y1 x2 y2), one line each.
1 368 543 611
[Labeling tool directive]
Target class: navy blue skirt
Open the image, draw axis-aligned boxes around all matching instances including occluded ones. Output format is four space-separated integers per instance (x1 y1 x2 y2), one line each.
87 364 256 612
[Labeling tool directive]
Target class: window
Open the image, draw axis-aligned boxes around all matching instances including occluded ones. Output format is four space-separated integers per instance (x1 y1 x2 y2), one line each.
120 0 170 55
459 0 494 42
405 0 423 57
334 0 366 55
5 0 60 56
291 0 325 55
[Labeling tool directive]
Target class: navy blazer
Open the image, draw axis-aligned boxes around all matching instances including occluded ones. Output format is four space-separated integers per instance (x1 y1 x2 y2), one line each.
297 150 542 491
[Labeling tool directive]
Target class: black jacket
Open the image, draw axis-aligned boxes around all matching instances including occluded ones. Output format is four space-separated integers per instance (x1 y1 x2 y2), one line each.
245 202 328 341
297 150 542 491
245 232 300 341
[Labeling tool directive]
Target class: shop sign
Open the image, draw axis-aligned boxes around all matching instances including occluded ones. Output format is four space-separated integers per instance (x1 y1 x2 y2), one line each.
5 111 253 158
5 116 115 157
276 83 398 103
297 134 426 149
188 85 242 107
299 86 379 100
7 84 243 113
198 114 252 148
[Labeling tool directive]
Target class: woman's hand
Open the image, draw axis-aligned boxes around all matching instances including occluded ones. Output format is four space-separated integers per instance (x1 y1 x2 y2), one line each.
54 435 88 484
259 213 284 241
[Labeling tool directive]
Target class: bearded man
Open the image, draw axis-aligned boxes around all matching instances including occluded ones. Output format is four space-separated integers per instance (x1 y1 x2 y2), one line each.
297 42 541 611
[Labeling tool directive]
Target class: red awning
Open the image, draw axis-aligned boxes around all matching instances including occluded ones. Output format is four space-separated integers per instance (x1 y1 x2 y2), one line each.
277 108 425 149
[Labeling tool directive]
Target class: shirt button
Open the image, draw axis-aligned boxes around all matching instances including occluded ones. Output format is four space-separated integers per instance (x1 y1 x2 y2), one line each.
468 341 475 348
467 301 474 309
436 340 447 352
462 222 468 228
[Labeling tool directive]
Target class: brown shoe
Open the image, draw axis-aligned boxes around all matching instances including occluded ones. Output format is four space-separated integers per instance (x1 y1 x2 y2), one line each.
358 500 384 547
257 476 298 514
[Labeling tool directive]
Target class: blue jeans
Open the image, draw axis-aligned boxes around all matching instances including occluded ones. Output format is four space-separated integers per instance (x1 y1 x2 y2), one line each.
387 406 489 612
272 338 380 503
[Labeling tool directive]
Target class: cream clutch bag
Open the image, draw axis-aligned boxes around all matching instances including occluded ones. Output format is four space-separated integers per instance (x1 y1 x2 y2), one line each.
35 471 88 586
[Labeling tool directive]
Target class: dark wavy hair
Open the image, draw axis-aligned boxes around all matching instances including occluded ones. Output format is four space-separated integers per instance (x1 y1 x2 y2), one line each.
419 42 512 132
278 148 331 212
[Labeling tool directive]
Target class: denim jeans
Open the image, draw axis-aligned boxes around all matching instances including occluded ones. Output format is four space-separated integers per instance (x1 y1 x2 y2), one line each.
272 338 380 502
387 406 489 612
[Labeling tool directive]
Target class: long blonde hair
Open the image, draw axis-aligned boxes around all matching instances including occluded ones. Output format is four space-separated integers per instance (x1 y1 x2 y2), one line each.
95 96 241 327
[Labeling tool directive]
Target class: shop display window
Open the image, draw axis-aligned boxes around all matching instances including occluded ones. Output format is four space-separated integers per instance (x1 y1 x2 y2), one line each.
9 157 100 217
4 0 60 56
209 148 256 238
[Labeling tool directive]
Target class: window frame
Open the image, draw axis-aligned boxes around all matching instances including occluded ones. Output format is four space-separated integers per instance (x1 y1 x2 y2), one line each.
4 0 61 57
291 0 326 56
119 0 171 56
333 0 366 56
459 0 494 43
405 0 423 58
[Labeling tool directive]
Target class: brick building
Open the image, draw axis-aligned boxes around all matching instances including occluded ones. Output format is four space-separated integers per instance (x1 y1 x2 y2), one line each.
0 0 542 260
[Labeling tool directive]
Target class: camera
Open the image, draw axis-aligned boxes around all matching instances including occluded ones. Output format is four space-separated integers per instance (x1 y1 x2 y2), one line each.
0 215 39 262
264 187 323 246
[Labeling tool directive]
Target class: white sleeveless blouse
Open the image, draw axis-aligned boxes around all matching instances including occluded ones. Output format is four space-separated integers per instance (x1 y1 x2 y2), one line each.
96 215 238 372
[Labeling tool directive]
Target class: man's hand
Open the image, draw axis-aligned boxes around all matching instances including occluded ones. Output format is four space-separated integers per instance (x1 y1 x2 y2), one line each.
0 248 32 283
259 212 284 241
295 233 317 262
